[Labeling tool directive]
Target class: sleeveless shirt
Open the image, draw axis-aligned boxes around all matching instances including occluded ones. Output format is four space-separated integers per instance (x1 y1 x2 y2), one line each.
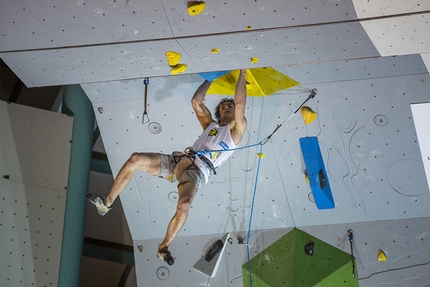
192 122 237 182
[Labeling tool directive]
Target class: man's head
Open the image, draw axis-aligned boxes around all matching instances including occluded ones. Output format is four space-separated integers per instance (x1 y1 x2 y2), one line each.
214 98 235 123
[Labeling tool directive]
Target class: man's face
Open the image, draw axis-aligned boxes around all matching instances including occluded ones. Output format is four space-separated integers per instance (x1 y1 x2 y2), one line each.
219 101 235 120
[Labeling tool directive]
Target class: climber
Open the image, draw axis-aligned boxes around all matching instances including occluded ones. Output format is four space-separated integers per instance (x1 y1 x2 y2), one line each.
86 69 248 266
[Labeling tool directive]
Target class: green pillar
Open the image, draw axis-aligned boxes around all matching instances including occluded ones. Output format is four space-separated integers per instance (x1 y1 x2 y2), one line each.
58 85 94 287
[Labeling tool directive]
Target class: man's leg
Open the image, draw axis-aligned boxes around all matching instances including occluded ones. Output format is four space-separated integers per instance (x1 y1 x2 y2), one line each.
157 181 197 265
87 152 161 215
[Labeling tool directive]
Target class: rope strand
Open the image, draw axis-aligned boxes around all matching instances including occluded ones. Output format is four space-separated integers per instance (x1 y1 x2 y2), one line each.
246 144 263 287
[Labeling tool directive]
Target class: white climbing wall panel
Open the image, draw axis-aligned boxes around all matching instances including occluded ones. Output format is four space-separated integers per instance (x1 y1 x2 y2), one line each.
411 102 430 192
0 102 72 287
352 0 430 18
353 0 430 56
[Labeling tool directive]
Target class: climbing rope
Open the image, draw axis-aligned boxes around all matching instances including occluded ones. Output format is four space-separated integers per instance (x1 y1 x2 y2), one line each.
245 143 263 287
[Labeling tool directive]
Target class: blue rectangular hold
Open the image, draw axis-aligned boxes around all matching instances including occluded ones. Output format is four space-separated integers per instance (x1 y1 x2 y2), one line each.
299 137 335 210
199 71 230 81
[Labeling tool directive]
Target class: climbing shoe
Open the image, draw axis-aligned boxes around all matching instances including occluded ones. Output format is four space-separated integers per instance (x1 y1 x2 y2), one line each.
157 247 175 266
86 194 112 216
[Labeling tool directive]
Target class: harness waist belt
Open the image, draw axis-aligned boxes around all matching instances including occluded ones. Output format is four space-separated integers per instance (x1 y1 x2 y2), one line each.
184 147 217 175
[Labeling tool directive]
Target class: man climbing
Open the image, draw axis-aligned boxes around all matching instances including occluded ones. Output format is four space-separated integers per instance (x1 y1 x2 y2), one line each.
86 69 248 266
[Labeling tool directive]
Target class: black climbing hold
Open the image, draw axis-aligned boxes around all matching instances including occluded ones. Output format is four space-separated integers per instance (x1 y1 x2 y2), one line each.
318 169 326 189
3 175 9 179
205 239 223 262
304 241 315 256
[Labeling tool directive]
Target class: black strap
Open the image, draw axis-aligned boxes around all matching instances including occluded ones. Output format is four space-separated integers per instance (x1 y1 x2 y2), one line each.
184 147 217 175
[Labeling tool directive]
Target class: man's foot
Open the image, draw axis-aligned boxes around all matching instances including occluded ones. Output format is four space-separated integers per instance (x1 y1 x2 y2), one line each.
86 194 112 216
157 247 175 266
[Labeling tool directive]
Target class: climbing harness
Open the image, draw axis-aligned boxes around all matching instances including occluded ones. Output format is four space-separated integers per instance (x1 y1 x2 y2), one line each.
142 78 150 124
184 147 217 175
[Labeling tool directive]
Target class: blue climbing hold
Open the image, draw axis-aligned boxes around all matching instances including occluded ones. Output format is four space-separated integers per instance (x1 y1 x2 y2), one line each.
199 71 230 81
300 136 335 210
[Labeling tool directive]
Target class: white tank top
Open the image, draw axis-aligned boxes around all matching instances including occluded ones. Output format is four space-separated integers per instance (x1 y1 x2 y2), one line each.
192 122 237 182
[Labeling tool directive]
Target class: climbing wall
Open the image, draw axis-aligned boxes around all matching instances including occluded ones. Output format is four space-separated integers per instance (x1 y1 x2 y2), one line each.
0 102 72 286
81 54 430 286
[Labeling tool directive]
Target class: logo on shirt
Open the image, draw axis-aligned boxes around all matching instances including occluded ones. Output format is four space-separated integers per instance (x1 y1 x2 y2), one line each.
220 141 229 150
208 128 218 136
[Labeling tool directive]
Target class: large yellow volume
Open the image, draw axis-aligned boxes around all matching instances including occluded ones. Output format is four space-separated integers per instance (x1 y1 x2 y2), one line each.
207 67 299 97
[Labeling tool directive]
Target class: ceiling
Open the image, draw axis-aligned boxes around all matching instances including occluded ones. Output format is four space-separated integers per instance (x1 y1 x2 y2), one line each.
2 1 430 286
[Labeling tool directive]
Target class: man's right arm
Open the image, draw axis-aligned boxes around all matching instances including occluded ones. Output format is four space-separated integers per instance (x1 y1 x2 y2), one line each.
191 80 214 130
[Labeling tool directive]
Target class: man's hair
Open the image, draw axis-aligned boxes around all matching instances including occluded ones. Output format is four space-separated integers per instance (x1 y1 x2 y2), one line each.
214 98 235 123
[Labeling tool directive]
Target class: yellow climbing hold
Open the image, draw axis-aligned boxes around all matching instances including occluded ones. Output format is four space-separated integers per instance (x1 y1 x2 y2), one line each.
377 250 387 261
301 106 317 124
304 175 310 185
304 169 310 184
188 1 206 16
250 57 258 64
211 48 220 54
165 51 182 67
257 153 265 159
247 26 252 30
170 64 187 75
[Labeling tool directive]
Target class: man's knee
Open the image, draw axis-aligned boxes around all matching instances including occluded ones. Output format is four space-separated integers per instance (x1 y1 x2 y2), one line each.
127 152 150 170
176 199 192 214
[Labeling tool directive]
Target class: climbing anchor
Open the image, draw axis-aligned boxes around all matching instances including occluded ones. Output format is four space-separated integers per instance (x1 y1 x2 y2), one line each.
142 78 150 124
347 229 356 278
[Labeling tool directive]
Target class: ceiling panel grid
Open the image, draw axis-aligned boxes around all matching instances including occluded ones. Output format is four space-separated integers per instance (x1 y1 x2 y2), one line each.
1 0 357 53
0 0 172 52
163 0 357 37
1 21 379 87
